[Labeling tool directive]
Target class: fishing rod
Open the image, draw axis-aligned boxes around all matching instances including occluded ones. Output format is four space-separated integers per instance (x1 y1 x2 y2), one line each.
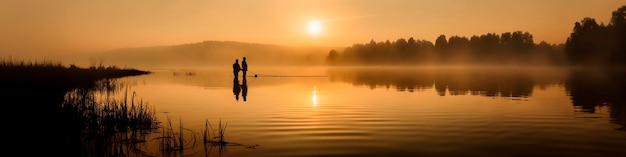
247 70 327 78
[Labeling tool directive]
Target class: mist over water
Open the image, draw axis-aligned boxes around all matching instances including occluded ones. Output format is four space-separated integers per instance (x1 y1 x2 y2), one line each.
78 66 624 157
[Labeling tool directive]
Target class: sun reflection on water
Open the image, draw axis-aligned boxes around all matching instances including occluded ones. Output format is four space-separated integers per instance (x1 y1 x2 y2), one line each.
312 87 318 107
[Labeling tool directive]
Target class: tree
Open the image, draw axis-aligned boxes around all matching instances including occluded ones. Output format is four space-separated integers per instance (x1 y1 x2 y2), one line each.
326 49 340 65
434 35 448 63
500 32 512 49
447 36 470 51
564 6 626 66
609 5 626 27
435 35 448 51
609 5 626 64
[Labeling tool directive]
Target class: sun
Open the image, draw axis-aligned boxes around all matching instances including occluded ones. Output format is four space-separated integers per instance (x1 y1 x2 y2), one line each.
307 20 322 35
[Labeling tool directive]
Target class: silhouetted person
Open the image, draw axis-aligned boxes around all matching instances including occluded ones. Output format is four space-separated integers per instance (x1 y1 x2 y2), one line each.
241 77 248 102
233 78 241 101
241 57 248 77
233 59 241 79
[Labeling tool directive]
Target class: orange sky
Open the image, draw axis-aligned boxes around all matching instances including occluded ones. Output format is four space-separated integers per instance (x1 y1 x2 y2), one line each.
1 0 623 57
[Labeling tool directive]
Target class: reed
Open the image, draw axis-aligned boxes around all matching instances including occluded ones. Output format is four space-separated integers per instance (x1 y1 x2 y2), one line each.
62 84 159 134
60 80 160 156
200 118 232 157
200 118 259 156
201 118 229 144
157 115 198 155
157 117 233 153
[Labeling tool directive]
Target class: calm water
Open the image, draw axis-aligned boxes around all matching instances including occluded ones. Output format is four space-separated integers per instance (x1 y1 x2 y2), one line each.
104 66 625 157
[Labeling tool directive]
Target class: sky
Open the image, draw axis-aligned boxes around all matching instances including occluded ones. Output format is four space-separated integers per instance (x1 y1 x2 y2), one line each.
1 0 624 58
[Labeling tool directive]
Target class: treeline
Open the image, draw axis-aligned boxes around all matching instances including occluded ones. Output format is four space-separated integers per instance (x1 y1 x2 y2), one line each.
326 31 565 66
565 5 626 66
327 5 626 66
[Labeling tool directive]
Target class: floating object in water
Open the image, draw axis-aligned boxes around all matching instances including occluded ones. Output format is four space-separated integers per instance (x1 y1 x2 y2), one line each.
173 71 196 76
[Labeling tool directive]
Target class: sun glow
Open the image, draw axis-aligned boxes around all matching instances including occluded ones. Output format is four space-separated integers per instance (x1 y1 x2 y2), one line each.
307 20 322 35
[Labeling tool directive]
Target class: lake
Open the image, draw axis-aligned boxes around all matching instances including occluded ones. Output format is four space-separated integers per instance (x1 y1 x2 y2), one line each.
89 66 625 157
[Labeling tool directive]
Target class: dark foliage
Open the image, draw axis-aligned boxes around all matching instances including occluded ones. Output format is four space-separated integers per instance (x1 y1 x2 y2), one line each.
326 31 564 66
565 5 626 66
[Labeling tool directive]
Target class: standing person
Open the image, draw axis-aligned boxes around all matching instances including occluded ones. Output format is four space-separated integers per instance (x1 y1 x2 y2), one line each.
233 59 241 78
241 57 248 77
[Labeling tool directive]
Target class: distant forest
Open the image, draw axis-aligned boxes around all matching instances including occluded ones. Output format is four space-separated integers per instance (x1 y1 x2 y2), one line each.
327 5 625 66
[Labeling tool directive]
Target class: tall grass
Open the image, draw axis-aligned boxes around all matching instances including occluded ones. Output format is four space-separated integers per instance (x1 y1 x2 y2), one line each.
156 116 262 156
202 118 233 157
61 79 160 156
158 115 198 154
202 118 228 144
157 117 231 155
0 57 65 67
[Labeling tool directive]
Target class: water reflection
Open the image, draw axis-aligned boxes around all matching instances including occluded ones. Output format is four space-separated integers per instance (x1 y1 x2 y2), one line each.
566 68 626 131
327 67 562 98
327 67 626 131
233 77 249 102
312 87 318 107
242 78 248 102
233 78 241 101
101 66 625 156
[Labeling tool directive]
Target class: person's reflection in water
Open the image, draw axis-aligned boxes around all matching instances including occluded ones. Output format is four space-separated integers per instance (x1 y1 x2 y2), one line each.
233 78 241 101
241 77 248 102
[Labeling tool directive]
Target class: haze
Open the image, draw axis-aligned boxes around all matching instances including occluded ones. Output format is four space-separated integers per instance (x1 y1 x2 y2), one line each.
1 0 623 59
